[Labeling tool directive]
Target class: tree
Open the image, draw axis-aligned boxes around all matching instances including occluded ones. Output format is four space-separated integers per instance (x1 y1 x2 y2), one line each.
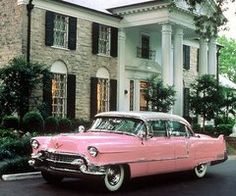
0 57 49 119
217 36 236 83
219 87 236 122
182 0 235 39
189 75 224 131
144 75 176 112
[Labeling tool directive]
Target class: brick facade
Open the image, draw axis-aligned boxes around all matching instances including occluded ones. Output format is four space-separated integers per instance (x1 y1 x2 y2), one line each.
0 0 27 67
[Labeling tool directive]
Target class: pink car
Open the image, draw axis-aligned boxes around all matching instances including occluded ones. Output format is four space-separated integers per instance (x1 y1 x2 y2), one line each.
29 112 227 192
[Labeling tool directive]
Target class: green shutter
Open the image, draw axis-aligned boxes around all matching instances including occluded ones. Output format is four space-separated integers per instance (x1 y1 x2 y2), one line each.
110 79 117 111
45 11 55 46
183 45 190 70
67 74 76 119
92 23 99 54
110 27 118 57
43 72 52 116
90 77 98 119
183 88 190 117
68 17 77 50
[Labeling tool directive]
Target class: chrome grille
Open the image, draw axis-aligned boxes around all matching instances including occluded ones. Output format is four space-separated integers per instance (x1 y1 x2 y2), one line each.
43 151 83 163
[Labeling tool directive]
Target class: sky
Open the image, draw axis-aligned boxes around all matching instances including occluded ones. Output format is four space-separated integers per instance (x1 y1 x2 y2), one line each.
219 1 236 40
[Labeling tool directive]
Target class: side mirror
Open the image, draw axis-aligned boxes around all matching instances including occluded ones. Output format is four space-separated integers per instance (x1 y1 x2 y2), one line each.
78 125 85 133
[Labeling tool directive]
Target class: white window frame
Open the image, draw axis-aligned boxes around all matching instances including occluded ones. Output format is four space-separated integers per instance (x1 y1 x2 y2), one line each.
53 14 69 48
98 25 111 56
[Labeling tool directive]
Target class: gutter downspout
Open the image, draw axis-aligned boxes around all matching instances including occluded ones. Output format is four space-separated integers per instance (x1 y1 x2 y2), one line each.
27 0 34 63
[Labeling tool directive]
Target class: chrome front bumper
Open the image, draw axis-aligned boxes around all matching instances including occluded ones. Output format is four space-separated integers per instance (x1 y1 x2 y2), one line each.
29 151 106 177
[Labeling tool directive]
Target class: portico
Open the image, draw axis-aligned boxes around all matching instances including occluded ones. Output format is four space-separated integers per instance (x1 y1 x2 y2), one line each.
112 0 218 116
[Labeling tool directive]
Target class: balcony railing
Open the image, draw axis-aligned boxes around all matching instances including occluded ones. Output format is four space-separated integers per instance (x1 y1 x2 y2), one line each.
137 47 156 60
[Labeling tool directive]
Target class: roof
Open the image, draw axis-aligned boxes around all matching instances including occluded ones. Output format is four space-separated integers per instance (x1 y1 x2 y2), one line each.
62 0 155 14
95 111 190 126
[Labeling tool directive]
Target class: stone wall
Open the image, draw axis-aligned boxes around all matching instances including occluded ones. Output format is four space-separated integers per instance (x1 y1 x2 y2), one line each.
183 47 198 87
0 0 26 67
30 8 117 119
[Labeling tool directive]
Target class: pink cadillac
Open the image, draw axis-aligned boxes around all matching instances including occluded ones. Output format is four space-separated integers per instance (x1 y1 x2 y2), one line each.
29 111 227 192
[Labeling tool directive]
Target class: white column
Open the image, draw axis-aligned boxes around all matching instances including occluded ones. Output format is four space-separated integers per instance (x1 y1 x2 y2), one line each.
161 24 172 85
173 28 183 116
199 38 208 75
117 28 126 111
208 37 217 75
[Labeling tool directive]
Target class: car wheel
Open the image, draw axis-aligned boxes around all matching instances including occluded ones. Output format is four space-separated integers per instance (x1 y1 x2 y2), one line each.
104 165 126 192
194 163 208 178
41 171 63 184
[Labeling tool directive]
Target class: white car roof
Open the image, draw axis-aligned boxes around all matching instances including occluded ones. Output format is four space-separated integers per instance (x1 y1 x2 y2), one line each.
95 111 191 127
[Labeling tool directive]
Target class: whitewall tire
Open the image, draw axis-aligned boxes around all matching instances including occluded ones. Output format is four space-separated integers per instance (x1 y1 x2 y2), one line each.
104 165 126 192
194 163 208 178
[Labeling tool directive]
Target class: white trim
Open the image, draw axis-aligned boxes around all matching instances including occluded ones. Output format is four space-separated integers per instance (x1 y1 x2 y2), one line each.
32 0 121 28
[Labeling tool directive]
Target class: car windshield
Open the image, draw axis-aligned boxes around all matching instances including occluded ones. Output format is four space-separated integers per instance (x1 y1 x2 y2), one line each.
90 117 146 136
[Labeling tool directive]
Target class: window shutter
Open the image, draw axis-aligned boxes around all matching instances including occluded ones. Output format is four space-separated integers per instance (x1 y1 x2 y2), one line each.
67 74 76 119
68 17 77 50
92 23 99 54
43 72 52 116
183 45 190 70
90 77 98 119
110 27 118 57
197 48 199 72
45 11 55 46
183 88 190 117
109 79 117 111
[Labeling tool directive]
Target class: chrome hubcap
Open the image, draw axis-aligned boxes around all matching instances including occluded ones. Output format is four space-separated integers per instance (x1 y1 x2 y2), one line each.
197 165 205 173
107 166 121 186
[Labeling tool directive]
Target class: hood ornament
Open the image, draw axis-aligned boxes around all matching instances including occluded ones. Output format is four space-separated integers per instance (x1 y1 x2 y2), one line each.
55 142 63 149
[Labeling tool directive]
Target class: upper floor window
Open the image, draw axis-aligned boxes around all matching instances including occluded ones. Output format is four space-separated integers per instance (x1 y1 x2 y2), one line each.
92 23 118 57
53 15 69 48
137 34 155 60
98 25 111 55
45 11 77 50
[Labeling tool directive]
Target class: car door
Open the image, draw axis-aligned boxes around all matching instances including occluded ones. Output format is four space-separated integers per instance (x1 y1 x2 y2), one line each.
144 120 175 175
167 121 193 171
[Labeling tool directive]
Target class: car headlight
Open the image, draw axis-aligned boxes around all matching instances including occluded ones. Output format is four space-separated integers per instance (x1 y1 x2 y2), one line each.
87 146 98 157
31 139 40 150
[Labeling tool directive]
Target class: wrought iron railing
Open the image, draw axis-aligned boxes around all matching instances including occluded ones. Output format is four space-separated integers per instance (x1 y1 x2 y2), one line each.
137 47 156 60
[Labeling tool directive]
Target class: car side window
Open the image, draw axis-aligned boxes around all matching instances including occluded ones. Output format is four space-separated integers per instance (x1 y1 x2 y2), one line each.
149 120 167 137
167 121 187 137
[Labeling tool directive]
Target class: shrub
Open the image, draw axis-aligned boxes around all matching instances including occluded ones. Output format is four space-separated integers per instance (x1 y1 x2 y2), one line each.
58 118 72 132
0 129 18 139
216 124 233 136
0 149 14 161
1 116 19 130
22 111 44 133
0 137 31 157
44 116 59 133
0 156 35 175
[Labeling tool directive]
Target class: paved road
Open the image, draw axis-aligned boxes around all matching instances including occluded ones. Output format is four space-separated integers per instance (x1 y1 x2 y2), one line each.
0 160 236 196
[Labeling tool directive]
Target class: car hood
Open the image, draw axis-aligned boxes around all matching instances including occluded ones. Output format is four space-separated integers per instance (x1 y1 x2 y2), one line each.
45 131 141 154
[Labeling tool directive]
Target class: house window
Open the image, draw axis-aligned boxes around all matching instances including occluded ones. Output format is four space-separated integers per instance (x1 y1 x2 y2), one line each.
98 25 111 55
45 11 77 50
97 79 110 113
140 81 148 111
92 23 118 57
137 34 155 60
141 35 150 59
51 73 67 118
53 15 69 48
